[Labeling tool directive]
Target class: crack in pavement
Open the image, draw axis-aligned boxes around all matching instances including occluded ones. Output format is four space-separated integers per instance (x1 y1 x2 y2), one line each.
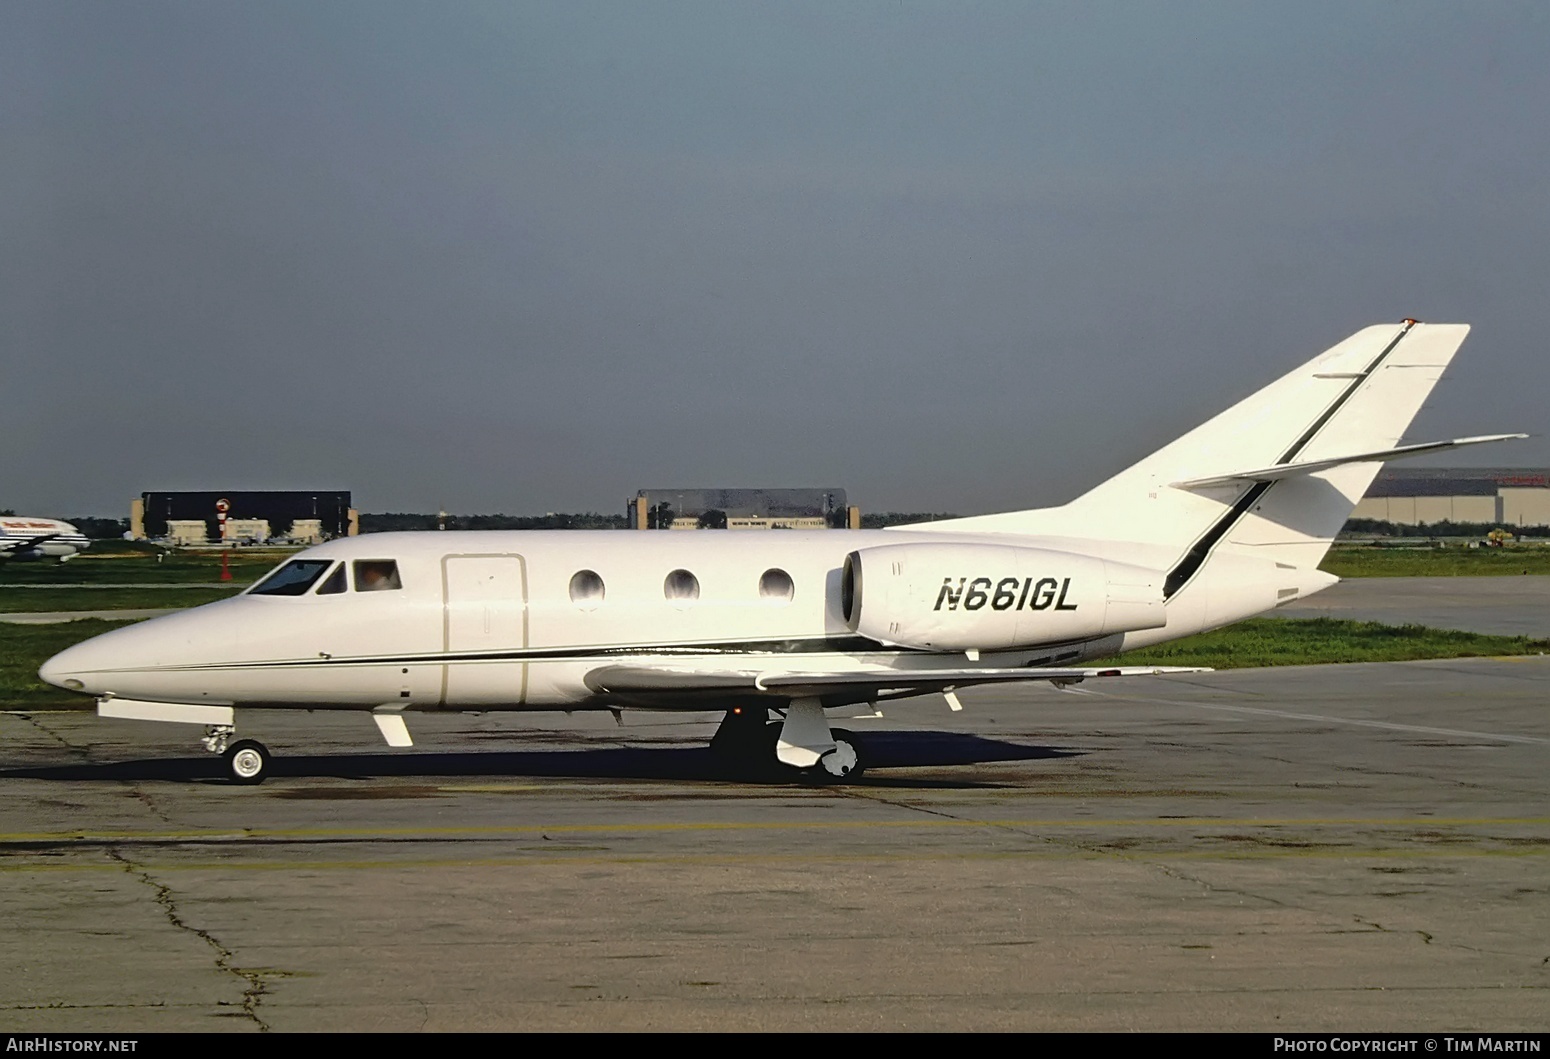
106 848 271 1031
125 787 174 826
845 786 1313 917
1147 860 1305 910
14 712 178 824
1355 914 1545 964
844 786 1548 969
15 713 93 763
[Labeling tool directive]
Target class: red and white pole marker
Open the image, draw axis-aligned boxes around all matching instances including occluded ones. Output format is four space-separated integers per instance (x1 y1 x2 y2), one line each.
216 498 232 582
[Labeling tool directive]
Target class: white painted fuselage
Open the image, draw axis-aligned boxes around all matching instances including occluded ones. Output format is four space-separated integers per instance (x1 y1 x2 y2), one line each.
1 517 91 563
43 527 1296 713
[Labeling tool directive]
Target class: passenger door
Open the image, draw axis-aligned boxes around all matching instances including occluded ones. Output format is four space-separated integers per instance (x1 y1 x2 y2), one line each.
441 554 528 706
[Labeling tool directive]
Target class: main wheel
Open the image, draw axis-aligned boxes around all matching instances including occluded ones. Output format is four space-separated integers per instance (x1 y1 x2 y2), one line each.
814 729 866 781
223 739 271 785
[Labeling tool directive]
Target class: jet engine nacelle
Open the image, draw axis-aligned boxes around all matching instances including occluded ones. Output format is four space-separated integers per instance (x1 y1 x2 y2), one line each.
841 542 1167 651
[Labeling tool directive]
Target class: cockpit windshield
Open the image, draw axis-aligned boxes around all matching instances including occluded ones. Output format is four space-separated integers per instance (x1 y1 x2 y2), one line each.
248 559 334 597
316 563 347 595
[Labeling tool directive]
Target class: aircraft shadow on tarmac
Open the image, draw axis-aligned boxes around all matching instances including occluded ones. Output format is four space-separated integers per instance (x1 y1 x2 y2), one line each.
0 730 1079 788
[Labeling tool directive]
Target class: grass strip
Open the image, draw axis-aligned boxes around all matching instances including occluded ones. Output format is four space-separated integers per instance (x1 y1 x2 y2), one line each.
8 542 1549 585
0 620 139 709
0 587 244 612
1104 617 1550 670
1320 548 1550 577
0 549 274 585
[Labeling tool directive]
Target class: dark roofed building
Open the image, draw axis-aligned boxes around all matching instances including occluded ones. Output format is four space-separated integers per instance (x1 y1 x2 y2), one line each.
131 491 356 543
628 488 857 529
1353 468 1550 526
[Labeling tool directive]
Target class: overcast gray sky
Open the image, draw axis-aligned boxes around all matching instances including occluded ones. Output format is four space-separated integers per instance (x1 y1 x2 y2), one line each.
6 1 1548 518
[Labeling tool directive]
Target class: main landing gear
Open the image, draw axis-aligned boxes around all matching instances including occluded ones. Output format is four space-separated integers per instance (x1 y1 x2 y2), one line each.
709 698 867 782
204 725 272 785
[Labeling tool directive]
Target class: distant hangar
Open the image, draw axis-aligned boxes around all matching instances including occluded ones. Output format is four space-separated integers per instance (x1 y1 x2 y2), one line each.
627 488 860 530
1353 468 1550 527
130 491 358 545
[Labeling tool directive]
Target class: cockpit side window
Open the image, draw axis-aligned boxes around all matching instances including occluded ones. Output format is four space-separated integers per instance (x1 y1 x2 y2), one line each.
353 559 402 592
315 563 348 595
249 559 333 597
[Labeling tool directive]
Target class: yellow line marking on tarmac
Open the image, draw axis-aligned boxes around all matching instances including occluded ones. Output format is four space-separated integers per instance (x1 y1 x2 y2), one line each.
434 784 546 793
0 817 1544 844
1 847 1546 874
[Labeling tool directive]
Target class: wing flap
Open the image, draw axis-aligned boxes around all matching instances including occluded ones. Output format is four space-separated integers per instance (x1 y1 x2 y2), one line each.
585 663 1210 703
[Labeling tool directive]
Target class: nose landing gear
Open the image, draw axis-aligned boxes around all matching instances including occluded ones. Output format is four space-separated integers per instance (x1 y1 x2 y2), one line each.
222 739 272 785
202 724 271 784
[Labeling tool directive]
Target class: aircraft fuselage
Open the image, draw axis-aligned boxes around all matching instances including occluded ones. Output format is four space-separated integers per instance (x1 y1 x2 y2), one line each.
41 529 1204 709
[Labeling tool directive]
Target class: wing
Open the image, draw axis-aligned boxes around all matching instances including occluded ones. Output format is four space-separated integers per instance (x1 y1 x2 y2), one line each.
0 534 59 554
584 663 1210 708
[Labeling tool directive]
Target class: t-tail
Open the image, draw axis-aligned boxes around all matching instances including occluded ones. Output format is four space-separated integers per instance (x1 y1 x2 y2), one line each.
904 321 1524 633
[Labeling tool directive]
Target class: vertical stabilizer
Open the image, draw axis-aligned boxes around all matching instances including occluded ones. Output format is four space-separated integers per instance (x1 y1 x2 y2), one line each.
1202 323 1471 576
913 321 1476 591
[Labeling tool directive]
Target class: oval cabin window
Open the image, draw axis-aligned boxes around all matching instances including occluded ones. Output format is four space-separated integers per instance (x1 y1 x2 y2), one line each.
569 569 605 608
758 568 794 603
663 569 700 603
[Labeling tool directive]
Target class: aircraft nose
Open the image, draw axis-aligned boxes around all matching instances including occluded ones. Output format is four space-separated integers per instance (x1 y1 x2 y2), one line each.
36 604 243 700
39 640 96 692
38 618 178 695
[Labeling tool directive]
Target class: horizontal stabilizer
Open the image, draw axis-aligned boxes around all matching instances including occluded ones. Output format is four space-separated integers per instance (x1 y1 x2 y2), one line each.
1170 433 1528 490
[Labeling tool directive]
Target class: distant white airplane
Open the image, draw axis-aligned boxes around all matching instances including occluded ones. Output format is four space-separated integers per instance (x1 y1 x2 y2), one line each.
39 321 1525 784
1 517 91 564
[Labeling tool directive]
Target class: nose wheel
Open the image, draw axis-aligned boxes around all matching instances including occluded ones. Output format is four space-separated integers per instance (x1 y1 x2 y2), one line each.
222 739 271 785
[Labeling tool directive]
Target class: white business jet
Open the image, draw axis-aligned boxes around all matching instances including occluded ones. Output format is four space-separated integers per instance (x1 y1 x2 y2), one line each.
39 321 1524 784
1 517 91 564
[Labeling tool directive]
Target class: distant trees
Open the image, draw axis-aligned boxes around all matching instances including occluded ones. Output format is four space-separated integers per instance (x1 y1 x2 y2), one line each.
358 512 629 533
859 512 959 529
66 517 130 539
355 510 973 532
646 502 675 529
1341 518 1550 539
